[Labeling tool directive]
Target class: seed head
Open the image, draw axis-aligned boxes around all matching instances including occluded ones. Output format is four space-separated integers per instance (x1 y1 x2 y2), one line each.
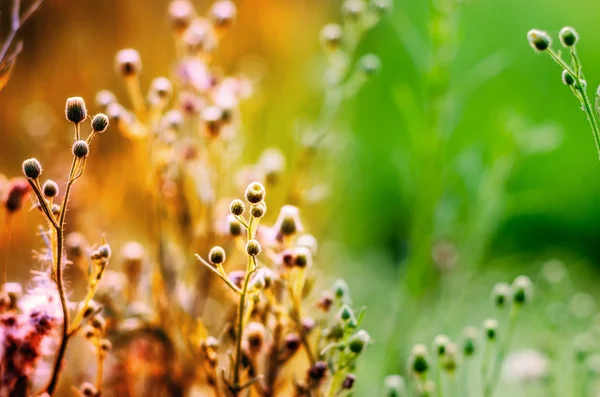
115 49 142 77
491 282 511 308
433 334 450 356
250 202 266 218
228 214 242 236
483 318 499 341
245 181 265 204
383 375 406 397
246 239 261 256
91 113 109 133
72 140 90 158
230 198 245 216
408 344 430 375
208 246 226 264
562 70 575 86
42 180 59 198
512 275 533 305
65 96 87 124
527 29 551 52
22 158 42 179
274 205 303 236
559 26 578 47
320 23 343 49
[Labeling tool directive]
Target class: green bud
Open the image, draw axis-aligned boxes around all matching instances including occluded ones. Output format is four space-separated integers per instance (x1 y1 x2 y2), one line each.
559 26 578 47
360 53 381 75
208 246 226 264
462 327 478 357
433 334 450 356
408 344 429 375
512 275 533 305
491 282 511 308
562 70 575 86
527 29 551 52
347 329 370 353
332 279 349 300
383 375 406 397
483 318 499 341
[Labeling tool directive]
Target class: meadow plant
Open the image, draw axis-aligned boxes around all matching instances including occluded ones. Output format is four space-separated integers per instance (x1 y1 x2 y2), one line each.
0 0 386 395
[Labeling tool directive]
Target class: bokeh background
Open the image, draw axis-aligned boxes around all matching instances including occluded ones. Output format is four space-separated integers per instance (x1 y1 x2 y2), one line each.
3 0 600 394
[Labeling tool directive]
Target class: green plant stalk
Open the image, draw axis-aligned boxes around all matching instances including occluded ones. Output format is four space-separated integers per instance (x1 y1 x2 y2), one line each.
436 359 444 397
480 340 493 396
484 305 520 397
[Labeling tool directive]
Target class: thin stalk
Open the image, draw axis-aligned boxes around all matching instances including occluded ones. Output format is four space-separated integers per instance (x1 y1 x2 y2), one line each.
436 360 444 397
484 306 520 397
480 340 493 396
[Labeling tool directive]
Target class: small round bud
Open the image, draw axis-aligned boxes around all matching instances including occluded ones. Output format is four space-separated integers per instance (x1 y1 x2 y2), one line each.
210 0 237 30
359 54 381 76
284 332 301 353
293 246 312 268
342 373 356 390
65 96 87 124
342 0 366 20
308 361 328 381
384 375 406 397
320 23 343 49
408 344 430 375
317 291 334 312
433 334 450 356
491 282 511 308
246 239 261 256
348 330 370 353
250 202 266 218
115 48 142 77
228 214 242 236
94 90 116 110
339 304 355 321
22 158 42 179
512 275 533 305
230 199 245 216
91 315 107 333
244 321 266 353
100 339 112 352
483 319 499 341
208 246 226 264
51 204 61 216
149 77 173 100
42 180 59 198
82 325 98 339
97 244 112 259
91 113 109 133
527 29 551 52
72 140 89 158
274 205 303 236
245 181 265 204
462 327 478 357
562 70 575 86
332 279 349 300
442 343 459 373
163 110 184 131
168 0 196 32
80 382 98 397
559 26 578 47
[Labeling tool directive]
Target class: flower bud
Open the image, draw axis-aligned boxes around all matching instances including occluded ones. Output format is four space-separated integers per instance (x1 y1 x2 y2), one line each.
51 204 60 217
293 246 312 268
491 282 511 308
92 113 109 133
250 202 266 218
80 382 98 397
383 375 406 397
317 291 334 312
342 373 356 390
210 0 237 30
527 29 551 52
433 334 450 356
65 96 87 124
462 327 478 357
100 339 112 352
168 0 196 32
348 330 370 353
339 304 355 322
42 180 59 198
559 26 578 47
284 332 301 353
72 140 89 158
332 279 349 300
115 49 142 77
320 23 343 50
360 54 381 76
442 343 459 373
244 321 265 354
296 234 318 256
208 246 226 264
150 77 173 100
307 361 328 381
94 90 117 110
562 70 575 86
342 0 366 21
245 182 265 204
408 344 429 375
483 318 498 341
228 214 242 236
91 315 107 333
246 239 261 256
22 158 42 179
97 244 112 260
230 199 245 216
274 205 303 236
512 275 533 305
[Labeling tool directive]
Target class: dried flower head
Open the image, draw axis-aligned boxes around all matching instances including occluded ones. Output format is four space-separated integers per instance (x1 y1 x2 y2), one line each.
65 96 88 124
208 246 226 264
42 180 59 198
22 158 42 179
91 113 109 133
245 181 265 204
246 239 261 256
72 140 90 158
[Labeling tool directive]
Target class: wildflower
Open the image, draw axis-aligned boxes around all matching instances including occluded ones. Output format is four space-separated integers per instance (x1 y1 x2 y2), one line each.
408 344 429 376
243 322 266 354
72 140 90 158
91 113 109 133
342 373 356 389
42 180 59 198
348 329 370 353
491 282 511 308
483 318 499 341
250 202 266 218
230 199 245 216
512 275 533 305
94 90 117 110
168 0 196 32
433 334 450 356
22 158 42 180
245 181 265 204
462 326 478 357
246 240 261 256
208 246 226 264
320 23 343 49
360 54 381 75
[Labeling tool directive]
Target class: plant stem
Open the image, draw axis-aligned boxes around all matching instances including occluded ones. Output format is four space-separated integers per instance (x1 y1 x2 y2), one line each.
484 306 520 397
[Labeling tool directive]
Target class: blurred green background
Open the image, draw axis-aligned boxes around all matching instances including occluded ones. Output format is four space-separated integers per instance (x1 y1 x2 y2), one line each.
3 0 600 394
